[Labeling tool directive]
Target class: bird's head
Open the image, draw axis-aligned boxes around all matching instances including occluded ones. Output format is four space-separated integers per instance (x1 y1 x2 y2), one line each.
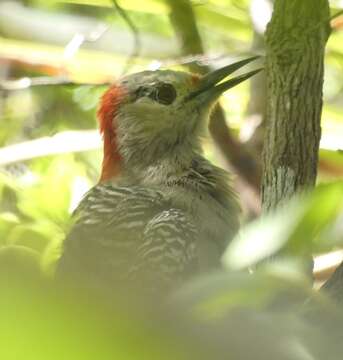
97 57 262 182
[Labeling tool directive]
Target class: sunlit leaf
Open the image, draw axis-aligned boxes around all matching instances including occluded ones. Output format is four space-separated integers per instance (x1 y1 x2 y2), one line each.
0 245 42 280
17 155 85 227
0 212 20 246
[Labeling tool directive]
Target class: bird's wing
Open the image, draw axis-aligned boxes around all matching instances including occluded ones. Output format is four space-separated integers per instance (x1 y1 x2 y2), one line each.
56 183 198 292
56 184 165 283
128 208 198 290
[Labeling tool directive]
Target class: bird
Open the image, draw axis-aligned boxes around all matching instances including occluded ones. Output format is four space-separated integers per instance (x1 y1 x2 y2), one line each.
56 57 262 297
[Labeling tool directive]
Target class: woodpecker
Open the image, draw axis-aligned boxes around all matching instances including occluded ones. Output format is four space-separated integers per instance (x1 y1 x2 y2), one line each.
56 57 261 295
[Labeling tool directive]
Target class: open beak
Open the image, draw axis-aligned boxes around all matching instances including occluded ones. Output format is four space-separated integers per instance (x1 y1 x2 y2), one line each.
186 56 263 103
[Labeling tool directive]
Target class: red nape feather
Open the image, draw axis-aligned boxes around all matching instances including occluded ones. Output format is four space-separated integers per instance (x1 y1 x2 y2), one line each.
97 85 126 182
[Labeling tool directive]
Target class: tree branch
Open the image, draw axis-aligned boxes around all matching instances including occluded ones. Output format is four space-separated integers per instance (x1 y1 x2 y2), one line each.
0 130 101 165
111 0 141 74
0 76 108 91
166 0 261 195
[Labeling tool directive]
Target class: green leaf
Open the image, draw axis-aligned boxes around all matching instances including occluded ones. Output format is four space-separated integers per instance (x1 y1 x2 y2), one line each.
224 182 343 270
173 265 311 320
0 245 42 280
17 155 85 228
6 224 51 253
195 6 251 39
0 212 20 246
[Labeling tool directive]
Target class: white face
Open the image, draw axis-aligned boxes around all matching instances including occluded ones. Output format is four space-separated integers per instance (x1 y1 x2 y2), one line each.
115 70 211 159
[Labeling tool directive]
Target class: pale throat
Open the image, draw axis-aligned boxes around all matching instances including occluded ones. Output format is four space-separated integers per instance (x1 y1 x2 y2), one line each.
120 138 203 185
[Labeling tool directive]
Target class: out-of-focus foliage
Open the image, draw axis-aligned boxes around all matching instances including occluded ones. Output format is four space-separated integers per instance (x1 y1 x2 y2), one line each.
0 278 201 360
0 154 91 274
0 0 343 359
224 182 343 270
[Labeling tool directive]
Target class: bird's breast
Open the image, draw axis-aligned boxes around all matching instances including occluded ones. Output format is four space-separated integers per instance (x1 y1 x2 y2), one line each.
163 185 239 265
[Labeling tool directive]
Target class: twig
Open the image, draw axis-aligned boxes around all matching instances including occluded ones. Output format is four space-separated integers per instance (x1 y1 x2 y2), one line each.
306 8 343 34
111 0 141 75
63 24 109 61
0 76 110 91
314 250 343 282
167 0 262 195
0 130 101 166
153 52 264 69
330 9 343 22
0 52 264 91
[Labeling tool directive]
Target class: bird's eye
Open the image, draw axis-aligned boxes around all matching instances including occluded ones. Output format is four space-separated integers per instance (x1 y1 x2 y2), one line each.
154 83 177 105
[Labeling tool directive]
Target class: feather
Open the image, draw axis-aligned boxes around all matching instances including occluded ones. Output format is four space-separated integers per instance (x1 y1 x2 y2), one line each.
97 85 126 182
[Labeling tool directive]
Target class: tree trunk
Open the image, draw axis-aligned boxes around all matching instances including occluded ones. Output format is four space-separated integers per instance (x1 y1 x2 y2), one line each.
261 0 331 212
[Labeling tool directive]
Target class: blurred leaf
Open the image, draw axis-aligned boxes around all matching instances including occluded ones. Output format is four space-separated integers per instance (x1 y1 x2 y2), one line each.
6 224 51 252
17 155 85 228
0 245 42 281
52 0 168 13
195 6 251 39
224 182 343 270
72 85 106 111
320 149 343 169
0 212 20 246
0 281 195 360
174 264 311 320
41 236 63 276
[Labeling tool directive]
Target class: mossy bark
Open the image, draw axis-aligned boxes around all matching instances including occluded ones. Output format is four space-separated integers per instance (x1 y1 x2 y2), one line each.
262 0 331 211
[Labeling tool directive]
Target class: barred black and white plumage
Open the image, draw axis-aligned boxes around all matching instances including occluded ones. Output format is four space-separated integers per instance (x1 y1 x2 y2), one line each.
57 157 239 295
57 185 198 291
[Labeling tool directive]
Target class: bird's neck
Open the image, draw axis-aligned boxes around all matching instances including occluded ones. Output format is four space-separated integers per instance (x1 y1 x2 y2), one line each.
122 143 199 183
117 134 202 181
118 143 233 198
113 142 239 221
